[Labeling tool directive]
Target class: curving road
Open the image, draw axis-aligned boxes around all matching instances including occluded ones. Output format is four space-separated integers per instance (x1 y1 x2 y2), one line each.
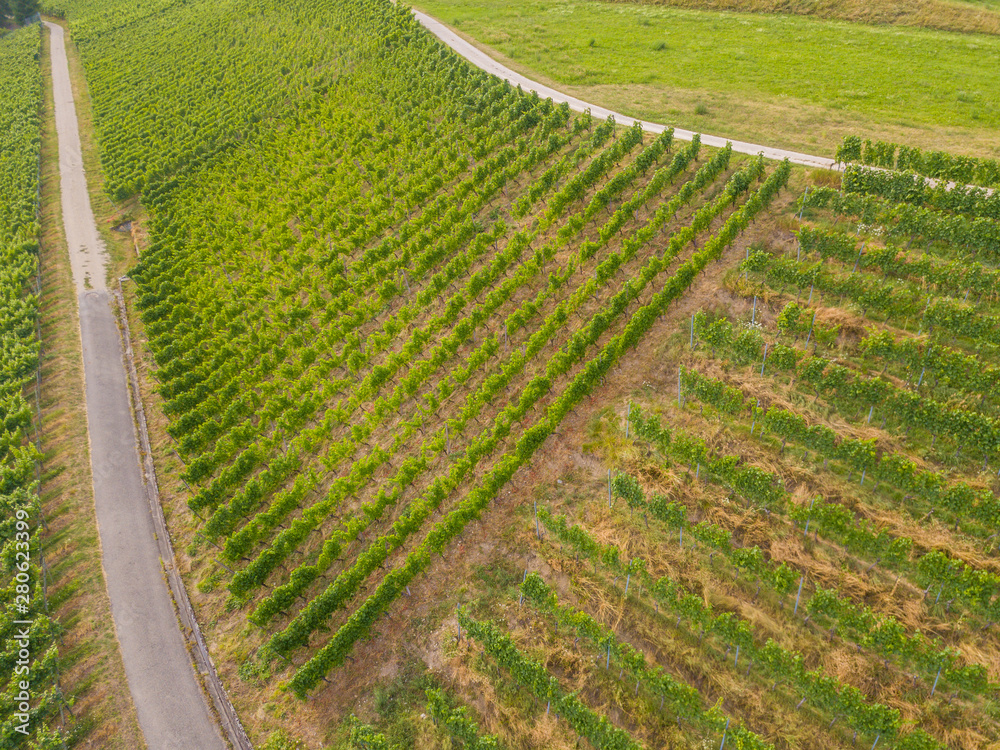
45 20 227 750
412 9 839 171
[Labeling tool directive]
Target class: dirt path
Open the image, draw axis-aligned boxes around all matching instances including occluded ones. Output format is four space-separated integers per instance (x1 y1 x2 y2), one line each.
412 10 839 171
45 20 227 750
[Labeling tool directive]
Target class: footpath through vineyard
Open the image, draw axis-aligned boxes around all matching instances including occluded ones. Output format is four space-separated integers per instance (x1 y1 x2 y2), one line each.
44 21 227 750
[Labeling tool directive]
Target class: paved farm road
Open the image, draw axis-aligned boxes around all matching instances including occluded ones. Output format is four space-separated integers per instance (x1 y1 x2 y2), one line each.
413 10 839 171
45 20 227 750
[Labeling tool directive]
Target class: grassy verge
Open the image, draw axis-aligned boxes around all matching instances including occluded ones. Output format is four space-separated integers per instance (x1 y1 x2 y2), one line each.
412 0 1000 159
37 22 144 749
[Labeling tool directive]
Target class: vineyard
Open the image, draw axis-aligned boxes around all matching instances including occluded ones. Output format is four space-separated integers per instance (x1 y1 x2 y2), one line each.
11 0 1000 747
433 158 1000 747
115 0 792 706
0 22 70 750
503 154 1000 748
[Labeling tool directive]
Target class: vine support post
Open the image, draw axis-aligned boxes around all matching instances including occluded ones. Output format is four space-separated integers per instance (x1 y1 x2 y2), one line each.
751 295 757 324
805 311 816 346
793 576 804 615
719 717 730 750
931 664 944 696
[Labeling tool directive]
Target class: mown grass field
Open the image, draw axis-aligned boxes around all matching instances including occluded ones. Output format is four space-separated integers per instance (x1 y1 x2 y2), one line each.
413 0 1000 159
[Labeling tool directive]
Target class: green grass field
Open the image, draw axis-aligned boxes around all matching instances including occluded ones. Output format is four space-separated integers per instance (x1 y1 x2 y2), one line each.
414 0 1000 158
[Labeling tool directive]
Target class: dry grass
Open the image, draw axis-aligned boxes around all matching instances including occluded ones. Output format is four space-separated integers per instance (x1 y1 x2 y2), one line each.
605 0 1000 36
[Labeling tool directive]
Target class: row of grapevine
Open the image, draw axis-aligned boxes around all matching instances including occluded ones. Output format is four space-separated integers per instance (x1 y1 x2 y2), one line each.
0 24 69 750
715 270 1000 458
239 137 725 624
224 131 711 607
520 573 773 748
532 564 920 745
672 366 1000 619
52 1 815 744
532 508 948 748
264 148 753 640
858 329 1000 402
533 175 1000 749
747 250 1000 346
74 0 500 200
146 108 614 523
625 409 992 681
191 118 613 527
675 332 1000 534
800 187 1000 261
841 164 1000 221
284 159 792 695
458 611 643 750
796 225 1000 304
154 99 580 476
425 688 503 749
540 495 987 738
835 136 1000 188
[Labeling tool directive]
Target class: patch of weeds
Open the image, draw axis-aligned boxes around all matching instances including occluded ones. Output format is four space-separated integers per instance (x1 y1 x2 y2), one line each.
694 102 710 116
197 568 224 594
185 535 203 556
260 729 305 750
237 653 272 685
473 559 519 594
371 659 439 748
652 40 667 51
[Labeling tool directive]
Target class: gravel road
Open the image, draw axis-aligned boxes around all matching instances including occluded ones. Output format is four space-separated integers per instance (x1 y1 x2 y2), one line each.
412 10 839 171
45 20 227 750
